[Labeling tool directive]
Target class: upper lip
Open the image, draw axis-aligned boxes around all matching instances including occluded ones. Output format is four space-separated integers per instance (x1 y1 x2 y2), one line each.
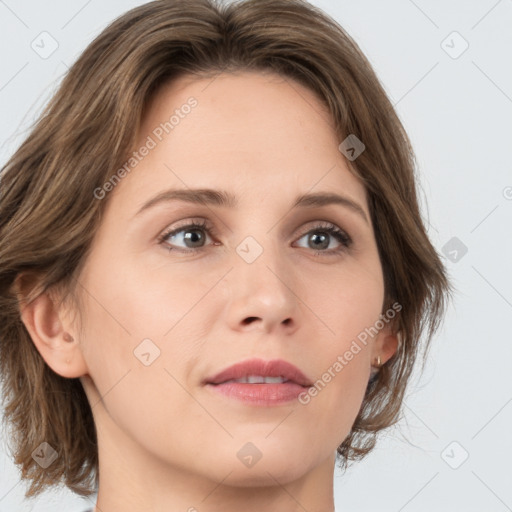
203 358 313 387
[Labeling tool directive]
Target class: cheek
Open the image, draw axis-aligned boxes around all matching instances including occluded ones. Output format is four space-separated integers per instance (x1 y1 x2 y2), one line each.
121 258 226 337
297 341 371 452
81 250 222 341
77 256 221 407
296 257 383 431
77 282 199 453
307 255 385 342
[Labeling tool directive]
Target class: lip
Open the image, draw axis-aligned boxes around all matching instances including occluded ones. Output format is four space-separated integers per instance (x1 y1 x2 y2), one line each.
203 358 313 406
204 358 313 387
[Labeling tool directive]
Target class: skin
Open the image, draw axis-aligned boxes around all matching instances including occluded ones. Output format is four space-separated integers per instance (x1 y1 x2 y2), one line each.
21 70 398 512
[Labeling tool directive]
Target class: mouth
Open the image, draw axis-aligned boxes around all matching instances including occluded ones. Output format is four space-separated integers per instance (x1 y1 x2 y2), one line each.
203 358 313 406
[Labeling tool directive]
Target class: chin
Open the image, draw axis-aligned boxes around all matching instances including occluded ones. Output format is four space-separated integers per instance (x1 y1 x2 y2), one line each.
196 444 318 487
221 460 311 488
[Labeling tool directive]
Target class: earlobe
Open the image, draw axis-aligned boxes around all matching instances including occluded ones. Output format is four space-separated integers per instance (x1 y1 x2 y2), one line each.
372 325 400 367
16 283 88 379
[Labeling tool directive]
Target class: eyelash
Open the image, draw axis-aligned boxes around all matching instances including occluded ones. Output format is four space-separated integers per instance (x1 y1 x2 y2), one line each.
157 219 353 257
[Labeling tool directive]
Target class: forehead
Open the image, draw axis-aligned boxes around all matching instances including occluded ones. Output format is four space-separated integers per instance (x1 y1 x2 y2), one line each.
115 70 367 210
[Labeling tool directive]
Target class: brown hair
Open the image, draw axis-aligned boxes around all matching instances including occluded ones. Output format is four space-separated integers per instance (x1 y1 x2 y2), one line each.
0 0 452 498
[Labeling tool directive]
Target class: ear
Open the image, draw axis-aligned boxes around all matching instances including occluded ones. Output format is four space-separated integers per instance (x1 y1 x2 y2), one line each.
371 322 400 366
14 275 88 379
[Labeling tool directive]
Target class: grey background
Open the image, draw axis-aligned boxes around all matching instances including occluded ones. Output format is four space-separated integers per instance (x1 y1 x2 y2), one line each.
1 1 511 511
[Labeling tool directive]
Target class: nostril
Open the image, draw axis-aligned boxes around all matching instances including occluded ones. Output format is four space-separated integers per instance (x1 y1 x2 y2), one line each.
242 316 259 325
282 318 292 326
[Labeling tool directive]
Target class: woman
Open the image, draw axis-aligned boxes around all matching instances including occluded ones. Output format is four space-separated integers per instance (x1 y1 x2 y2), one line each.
0 0 451 510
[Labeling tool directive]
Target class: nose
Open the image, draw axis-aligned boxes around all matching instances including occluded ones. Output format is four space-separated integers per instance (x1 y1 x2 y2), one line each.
224 240 300 335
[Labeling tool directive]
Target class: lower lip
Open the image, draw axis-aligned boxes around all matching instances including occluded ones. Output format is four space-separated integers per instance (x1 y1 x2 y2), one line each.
205 382 308 406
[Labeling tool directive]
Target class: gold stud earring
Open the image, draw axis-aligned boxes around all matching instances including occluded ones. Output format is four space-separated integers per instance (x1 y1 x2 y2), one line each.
376 355 381 367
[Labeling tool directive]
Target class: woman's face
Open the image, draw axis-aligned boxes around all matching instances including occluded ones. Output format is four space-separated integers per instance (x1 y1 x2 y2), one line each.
76 70 396 486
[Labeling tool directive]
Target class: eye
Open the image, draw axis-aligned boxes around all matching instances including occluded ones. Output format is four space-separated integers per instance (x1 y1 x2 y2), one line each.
294 221 352 255
157 219 215 252
157 219 352 256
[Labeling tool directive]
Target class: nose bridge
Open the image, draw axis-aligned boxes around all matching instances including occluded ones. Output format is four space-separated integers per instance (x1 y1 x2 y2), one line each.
226 232 300 332
237 233 293 302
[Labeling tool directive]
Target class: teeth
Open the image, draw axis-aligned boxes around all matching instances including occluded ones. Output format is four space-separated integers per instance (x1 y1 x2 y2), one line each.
262 376 287 384
225 375 288 384
247 375 265 384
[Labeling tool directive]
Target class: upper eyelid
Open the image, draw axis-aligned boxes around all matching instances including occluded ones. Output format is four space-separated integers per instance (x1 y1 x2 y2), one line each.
295 219 346 234
159 219 213 239
160 218 345 233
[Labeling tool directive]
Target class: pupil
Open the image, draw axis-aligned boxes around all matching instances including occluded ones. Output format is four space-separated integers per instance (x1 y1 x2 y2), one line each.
310 232 329 250
184 230 204 247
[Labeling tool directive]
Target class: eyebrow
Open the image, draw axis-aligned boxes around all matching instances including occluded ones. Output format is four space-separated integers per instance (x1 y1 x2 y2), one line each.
134 188 369 224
